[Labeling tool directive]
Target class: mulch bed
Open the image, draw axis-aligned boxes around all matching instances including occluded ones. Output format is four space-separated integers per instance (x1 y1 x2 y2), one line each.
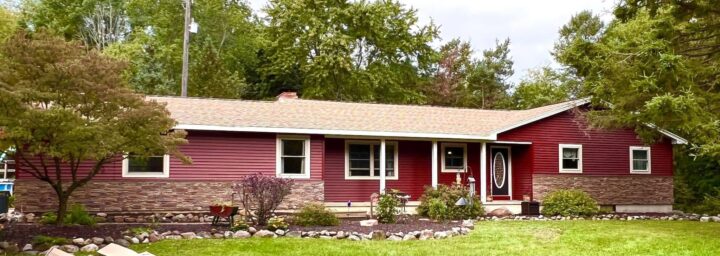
0 217 460 246
0 223 229 246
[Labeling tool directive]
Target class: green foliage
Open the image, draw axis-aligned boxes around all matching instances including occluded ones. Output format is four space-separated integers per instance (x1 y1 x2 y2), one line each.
693 189 720 215
426 198 448 220
510 66 577 109
128 226 154 235
294 203 340 227
230 219 250 232
541 189 599 216
32 235 71 251
262 0 439 103
266 216 289 231
40 204 96 226
0 33 188 225
416 184 484 220
375 194 400 224
427 38 515 108
8 194 14 208
0 6 17 43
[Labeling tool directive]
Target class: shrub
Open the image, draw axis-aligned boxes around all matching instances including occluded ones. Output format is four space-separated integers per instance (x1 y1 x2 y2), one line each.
541 189 599 216
32 235 70 251
294 203 340 226
266 216 289 231
693 189 720 215
427 198 448 220
38 204 96 226
230 219 250 232
416 184 484 220
233 174 294 226
376 194 400 224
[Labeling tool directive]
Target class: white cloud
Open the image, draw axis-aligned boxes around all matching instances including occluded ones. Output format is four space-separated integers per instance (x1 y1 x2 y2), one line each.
246 0 616 83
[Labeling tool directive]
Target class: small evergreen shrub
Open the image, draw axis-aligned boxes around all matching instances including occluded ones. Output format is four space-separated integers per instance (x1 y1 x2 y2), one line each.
294 203 340 226
376 194 400 224
266 216 289 231
541 189 599 216
416 184 484 220
39 212 58 225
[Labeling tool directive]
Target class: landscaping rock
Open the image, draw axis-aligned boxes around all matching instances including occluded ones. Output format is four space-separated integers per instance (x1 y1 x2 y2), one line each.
402 234 417 241
142 238 150 243
0 242 9 249
130 237 140 244
286 231 302 238
72 238 85 246
149 233 161 242
371 230 386 240
348 235 361 241
22 244 32 251
91 237 104 245
488 207 513 217
213 233 225 239
80 244 99 252
60 245 79 253
700 217 710 222
419 230 434 240
253 230 276 238
335 231 346 239
462 219 475 229
180 232 197 239
224 231 233 238
115 239 130 247
434 231 448 239
197 231 211 239
248 227 257 234
275 229 285 236
360 219 378 226
387 235 402 241
233 231 251 239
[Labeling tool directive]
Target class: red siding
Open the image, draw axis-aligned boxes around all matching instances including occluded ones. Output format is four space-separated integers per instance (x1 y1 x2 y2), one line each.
17 131 323 181
498 111 673 177
323 138 379 202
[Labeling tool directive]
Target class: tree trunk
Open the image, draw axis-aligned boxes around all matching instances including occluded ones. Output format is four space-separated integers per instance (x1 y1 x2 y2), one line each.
55 192 69 226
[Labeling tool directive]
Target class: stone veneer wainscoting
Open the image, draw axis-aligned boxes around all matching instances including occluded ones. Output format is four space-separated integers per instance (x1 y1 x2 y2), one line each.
13 180 324 214
532 174 673 206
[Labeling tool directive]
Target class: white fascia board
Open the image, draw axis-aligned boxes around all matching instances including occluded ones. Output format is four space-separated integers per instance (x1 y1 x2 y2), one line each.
174 124 497 141
645 123 688 145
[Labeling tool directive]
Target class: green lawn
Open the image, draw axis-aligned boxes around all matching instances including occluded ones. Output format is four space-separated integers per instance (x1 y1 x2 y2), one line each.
130 221 720 256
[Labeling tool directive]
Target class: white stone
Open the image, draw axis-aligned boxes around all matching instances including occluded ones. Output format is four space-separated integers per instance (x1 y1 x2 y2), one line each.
22 244 32 251
700 217 710 222
253 230 276 238
91 237 104 245
60 244 79 253
402 234 417 241
360 219 378 227
387 235 402 241
180 232 196 239
275 229 285 236
131 237 140 244
80 244 99 252
434 231 448 239
72 238 85 245
419 230 434 240
233 231 251 238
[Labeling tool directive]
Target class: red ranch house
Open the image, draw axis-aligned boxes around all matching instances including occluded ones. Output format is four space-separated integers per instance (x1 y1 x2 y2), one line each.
14 92 686 214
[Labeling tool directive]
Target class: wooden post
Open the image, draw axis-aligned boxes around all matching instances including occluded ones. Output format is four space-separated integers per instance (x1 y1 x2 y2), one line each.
431 140 438 189
379 139 386 194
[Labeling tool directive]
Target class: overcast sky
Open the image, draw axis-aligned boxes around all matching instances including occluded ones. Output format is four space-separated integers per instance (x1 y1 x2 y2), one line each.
247 0 617 83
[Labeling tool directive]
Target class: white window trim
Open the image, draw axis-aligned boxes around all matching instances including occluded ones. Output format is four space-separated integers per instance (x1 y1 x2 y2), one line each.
559 144 582 173
441 143 467 173
630 146 651 174
122 154 170 178
344 140 399 180
276 135 311 179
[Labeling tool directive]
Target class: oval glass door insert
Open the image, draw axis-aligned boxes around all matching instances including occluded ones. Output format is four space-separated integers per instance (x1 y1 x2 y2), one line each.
493 152 506 188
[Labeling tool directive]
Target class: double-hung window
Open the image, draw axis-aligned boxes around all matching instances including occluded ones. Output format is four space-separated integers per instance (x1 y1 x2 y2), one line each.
559 144 582 173
122 154 170 178
441 143 467 173
277 136 311 178
630 146 651 174
346 141 397 179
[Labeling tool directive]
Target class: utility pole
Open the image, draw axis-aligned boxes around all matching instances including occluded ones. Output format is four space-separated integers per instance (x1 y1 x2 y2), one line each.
181 0 192 97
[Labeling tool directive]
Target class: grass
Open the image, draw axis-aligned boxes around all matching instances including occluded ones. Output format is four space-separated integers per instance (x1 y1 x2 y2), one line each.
130 221 720 256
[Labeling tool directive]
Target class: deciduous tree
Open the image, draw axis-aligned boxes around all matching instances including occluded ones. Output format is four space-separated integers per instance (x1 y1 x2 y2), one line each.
0 33 188 225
